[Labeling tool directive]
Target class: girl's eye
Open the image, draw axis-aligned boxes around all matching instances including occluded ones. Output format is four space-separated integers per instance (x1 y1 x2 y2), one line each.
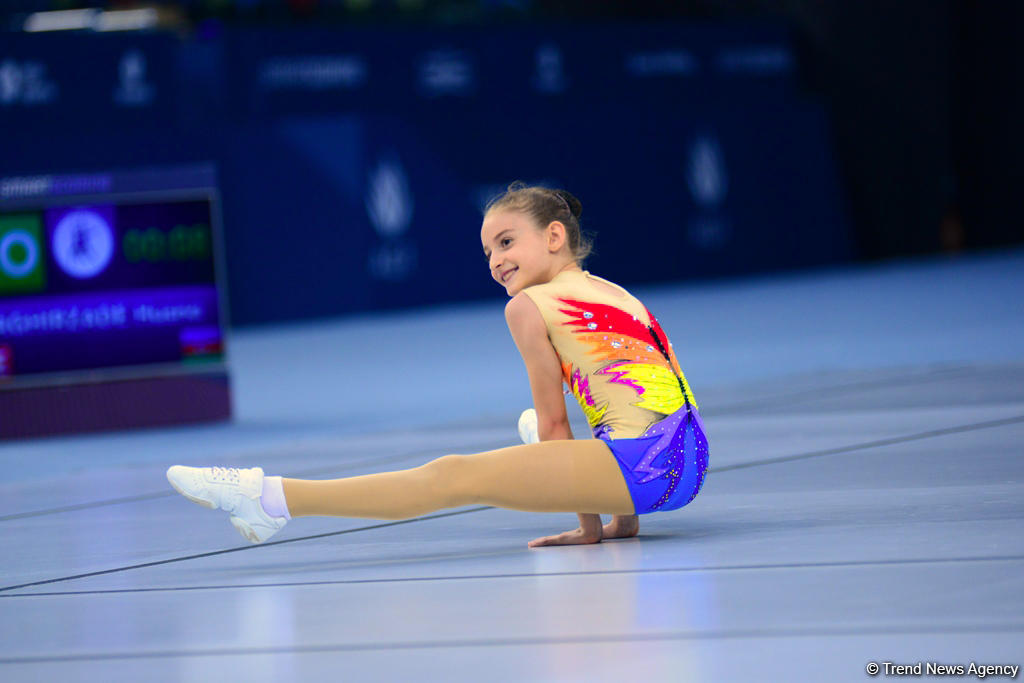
501 238 512 247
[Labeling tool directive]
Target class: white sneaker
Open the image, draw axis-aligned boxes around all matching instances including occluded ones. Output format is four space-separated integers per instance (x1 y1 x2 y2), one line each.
518 408 539 444
166 465 287 544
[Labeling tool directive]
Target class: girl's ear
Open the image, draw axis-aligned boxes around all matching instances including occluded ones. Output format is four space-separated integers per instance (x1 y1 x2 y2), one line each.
547 221 567 253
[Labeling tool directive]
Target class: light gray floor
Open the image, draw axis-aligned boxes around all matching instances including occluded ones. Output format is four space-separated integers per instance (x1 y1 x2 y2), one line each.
2 249 1023 682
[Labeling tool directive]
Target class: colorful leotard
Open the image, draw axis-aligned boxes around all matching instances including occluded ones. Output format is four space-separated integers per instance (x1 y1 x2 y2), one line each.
521 269 709 514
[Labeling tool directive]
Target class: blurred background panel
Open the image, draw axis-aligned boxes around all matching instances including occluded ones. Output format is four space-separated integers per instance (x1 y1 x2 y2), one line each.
0 0 1020 327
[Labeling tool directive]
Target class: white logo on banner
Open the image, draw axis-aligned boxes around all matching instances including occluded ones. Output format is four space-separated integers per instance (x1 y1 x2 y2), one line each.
366 156 413 238
417 49 474 96
686 135 729 250
0 230 39 278
687 135 728 207
113 49 155 106
0 60 58 106
366 155 417 281
532 44 566 93
52 210 114 279
0 61 21 104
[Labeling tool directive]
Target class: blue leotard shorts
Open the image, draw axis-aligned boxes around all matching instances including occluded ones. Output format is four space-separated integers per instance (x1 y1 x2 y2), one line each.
598 405 709 515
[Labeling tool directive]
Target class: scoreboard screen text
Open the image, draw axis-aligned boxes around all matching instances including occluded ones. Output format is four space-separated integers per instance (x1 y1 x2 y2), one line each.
0 166 226 382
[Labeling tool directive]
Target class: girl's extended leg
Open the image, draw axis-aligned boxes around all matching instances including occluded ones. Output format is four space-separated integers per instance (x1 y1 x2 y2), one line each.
282 439 635 519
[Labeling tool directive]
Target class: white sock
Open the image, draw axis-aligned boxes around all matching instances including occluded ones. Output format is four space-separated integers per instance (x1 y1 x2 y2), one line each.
259 476 291 520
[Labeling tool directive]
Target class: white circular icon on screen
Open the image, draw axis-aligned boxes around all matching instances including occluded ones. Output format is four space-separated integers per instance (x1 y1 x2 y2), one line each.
52 210 114 279
0 230 38 278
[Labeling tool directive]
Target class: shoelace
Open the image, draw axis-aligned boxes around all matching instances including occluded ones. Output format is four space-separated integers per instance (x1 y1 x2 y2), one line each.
209 466 241 484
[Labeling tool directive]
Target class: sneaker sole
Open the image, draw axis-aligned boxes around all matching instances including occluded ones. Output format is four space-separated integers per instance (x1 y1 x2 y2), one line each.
167 475 218 510
230 516 263 544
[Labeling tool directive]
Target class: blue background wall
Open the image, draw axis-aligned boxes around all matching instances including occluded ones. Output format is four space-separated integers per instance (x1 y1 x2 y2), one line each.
0 23 851 325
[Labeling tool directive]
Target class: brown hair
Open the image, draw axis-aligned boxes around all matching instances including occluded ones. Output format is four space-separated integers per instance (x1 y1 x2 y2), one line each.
485 182 593 263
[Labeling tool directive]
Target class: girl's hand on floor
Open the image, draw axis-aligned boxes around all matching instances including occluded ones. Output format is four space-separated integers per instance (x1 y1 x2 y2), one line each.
529 512 603 547
528 526 602 547
527 514 639 547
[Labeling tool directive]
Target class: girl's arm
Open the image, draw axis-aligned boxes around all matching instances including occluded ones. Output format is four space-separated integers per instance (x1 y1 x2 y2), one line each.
505 292 603 546
504 292 571 441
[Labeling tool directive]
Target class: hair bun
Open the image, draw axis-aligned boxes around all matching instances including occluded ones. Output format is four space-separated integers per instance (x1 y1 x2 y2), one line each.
556 190 583 219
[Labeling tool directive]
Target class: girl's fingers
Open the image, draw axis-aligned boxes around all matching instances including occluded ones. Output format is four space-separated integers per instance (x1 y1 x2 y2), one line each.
528 530 601 547
529 533 564 547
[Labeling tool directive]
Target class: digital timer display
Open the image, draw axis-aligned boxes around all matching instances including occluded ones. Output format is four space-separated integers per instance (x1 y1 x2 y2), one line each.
123 224 211 264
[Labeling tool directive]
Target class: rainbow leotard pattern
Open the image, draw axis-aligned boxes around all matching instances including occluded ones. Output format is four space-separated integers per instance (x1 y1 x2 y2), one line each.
521 269 709 513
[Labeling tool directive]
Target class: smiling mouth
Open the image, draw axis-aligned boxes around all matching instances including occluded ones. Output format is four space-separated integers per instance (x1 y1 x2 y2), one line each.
501 268 518 284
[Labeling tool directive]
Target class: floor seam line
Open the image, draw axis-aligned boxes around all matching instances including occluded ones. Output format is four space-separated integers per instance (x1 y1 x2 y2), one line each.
710 414 1024 473
0 506 494 594
3 554 1022 598
2 622 1023 663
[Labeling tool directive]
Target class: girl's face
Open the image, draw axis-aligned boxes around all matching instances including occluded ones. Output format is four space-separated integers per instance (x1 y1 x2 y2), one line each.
481 209 565 297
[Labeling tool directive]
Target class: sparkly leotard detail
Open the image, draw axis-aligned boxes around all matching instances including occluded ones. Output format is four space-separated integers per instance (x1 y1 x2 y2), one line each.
521 270 709 513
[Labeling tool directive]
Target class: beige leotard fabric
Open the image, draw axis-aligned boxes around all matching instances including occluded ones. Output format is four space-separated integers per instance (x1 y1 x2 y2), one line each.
521 269 697 441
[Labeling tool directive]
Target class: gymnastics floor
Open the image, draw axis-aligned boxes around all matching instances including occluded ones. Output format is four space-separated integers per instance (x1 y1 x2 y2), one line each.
2 249 1022 682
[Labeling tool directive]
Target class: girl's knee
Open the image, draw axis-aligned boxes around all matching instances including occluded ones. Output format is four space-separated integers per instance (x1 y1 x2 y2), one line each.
424 454 468 477
422 454 476 506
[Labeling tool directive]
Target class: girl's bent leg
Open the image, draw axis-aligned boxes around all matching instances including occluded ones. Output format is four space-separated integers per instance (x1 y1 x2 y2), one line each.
282 439 635 519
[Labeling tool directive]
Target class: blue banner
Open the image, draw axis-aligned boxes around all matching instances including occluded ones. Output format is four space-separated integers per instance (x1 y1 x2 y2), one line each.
0 24 851 326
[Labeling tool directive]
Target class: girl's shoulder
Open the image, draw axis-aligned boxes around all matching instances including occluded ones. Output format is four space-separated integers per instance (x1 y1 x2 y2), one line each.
524 270 646 317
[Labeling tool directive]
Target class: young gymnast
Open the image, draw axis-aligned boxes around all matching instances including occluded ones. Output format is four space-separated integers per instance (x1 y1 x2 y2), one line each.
167 184 709 547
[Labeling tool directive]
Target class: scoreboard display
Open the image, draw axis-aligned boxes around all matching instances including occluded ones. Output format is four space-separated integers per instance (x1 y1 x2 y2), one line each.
0 165 230 437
